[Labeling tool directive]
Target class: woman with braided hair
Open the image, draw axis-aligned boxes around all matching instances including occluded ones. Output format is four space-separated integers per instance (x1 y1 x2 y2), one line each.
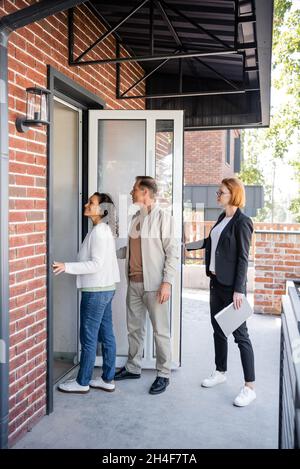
53 192 120 394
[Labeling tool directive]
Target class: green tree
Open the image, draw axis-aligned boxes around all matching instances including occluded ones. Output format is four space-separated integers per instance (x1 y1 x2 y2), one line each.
240 0 300 223
238 131 265 185
289 160 300 222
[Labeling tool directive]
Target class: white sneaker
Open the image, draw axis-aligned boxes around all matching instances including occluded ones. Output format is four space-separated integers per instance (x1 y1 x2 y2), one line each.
234 386 256 407
89 377 115 392
201 370 227 388
58 379 89 394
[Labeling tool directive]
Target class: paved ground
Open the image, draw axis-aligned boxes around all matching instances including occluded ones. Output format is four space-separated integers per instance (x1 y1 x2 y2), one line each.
14 289 281 449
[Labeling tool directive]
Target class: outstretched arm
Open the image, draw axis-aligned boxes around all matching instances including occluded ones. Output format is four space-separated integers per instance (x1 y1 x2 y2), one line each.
185 239 207 251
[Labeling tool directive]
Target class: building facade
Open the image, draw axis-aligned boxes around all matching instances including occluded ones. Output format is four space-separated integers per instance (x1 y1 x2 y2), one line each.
184 129 239 186
0 0 274 449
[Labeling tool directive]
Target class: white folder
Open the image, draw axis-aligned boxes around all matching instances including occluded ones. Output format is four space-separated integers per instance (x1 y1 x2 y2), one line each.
214 296 253 337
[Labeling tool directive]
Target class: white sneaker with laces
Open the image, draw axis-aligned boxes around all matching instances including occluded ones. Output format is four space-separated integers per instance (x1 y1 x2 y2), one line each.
58 379 89 394
234 385 256 407
201 370 227 388
89 377 115 392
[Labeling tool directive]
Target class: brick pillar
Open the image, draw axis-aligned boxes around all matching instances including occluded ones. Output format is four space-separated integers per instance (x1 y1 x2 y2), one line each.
254 230 300 314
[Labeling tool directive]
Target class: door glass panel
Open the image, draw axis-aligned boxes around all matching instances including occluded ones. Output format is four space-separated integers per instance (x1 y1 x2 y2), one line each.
155 120 174 211
153 120 174 355
89 110 183 369
97 119 146 356
53 101 79 382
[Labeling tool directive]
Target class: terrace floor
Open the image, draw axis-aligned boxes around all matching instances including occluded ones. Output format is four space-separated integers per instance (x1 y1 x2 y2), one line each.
14 289 281 449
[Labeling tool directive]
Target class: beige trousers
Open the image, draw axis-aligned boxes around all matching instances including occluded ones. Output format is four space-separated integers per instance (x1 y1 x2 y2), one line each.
125 281 171 378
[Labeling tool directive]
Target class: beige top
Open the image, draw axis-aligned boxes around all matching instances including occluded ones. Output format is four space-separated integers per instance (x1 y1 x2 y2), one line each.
117 203 179 292
129 220 144 283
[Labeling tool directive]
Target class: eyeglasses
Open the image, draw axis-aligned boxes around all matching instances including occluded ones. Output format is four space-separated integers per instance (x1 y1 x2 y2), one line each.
216 190 231 197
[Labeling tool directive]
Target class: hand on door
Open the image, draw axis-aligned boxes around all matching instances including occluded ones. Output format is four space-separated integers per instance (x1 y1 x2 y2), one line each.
157 282 171 304
53 261 66 275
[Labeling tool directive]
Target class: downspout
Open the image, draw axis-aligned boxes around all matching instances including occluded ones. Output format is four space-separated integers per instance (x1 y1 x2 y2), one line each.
0 0 87 450
0 23 12 451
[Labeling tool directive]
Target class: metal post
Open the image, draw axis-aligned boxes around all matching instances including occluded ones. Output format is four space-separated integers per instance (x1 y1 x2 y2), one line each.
149 0 154 55
116 40 121 99
234 0 239 51
68 8 74 65
178 59 183 94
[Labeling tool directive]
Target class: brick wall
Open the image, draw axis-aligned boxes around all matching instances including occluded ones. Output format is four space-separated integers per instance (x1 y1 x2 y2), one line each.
1 0 145 446
254 230 300 314
184 129 238 185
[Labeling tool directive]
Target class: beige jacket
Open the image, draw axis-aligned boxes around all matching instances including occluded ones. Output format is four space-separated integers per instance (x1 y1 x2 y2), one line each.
117 204 179 291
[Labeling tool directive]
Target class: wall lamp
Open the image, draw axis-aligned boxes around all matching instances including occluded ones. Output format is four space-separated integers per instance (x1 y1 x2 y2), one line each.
15 86 51 133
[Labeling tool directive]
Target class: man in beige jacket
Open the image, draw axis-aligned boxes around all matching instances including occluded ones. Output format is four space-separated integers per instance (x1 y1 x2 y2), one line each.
115 176 179 394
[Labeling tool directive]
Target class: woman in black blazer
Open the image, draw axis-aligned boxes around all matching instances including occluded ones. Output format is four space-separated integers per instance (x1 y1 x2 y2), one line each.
186 177 256 407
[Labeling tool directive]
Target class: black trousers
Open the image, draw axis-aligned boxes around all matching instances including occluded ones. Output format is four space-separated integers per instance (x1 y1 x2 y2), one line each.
209 275 255 382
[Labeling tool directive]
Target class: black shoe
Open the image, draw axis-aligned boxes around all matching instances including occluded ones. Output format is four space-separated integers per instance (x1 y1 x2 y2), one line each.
149 377 169 395
114 367 141 381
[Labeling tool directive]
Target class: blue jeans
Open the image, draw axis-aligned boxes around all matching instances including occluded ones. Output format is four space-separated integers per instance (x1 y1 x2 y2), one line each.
77 290 116 386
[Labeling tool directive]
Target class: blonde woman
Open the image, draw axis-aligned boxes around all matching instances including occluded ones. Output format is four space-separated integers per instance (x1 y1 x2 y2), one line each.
186 178 256 407
53 193 120 394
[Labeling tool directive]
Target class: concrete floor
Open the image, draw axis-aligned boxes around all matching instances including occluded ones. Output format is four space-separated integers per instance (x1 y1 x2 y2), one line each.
14 289 281 449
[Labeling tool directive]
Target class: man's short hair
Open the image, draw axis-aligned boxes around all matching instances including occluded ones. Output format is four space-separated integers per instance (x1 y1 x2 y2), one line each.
135 176 158 197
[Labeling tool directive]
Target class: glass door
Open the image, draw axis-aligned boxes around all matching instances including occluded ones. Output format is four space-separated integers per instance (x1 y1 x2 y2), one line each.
88 110 183 368
52 98 82 382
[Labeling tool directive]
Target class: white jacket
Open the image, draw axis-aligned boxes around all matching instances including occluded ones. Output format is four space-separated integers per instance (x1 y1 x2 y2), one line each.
117 204 179 291
65 222 120 289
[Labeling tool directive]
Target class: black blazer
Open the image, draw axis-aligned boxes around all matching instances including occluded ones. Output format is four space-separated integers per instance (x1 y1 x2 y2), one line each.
187 208 253 293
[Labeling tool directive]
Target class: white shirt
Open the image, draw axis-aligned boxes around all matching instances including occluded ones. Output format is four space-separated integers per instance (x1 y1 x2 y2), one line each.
65 222 120 289
209 216 233 274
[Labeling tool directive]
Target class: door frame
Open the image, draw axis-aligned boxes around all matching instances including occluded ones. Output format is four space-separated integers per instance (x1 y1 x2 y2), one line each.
88 110 184 369
46 66 105 414
52 96 82 380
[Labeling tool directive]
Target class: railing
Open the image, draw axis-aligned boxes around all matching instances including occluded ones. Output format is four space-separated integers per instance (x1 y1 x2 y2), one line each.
184 218 255 264
279 280 300 449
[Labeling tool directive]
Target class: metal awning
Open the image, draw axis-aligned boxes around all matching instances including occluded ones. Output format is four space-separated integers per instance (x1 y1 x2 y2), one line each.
68 0 273 129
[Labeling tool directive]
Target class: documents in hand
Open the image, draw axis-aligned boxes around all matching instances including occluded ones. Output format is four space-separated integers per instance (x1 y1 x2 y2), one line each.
214 296 253 337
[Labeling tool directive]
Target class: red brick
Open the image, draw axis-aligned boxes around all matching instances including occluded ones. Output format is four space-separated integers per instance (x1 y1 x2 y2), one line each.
27 256 45 269
15 359 36 381
10 283 27 297
27 343 45 361
15 337 35 355
14 175 34 186
27 300 45 315
10 353 27 371
15 291 35 307
15 268 35 283
9 212 26 223
16 246 35 258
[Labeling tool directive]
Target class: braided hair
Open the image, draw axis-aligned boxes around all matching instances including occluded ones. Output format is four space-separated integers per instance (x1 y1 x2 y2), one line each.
94 192 118 238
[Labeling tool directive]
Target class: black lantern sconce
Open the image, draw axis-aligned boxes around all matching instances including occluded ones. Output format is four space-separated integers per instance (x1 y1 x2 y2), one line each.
16 86 51 133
